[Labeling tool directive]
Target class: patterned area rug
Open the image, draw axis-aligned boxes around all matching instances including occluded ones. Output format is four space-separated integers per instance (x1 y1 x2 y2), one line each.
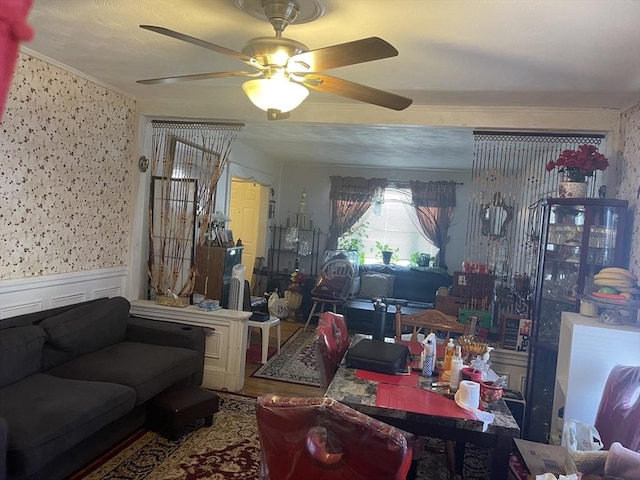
74 392 490 480
416 437 490 480
78 393 260 480
251 327 320 387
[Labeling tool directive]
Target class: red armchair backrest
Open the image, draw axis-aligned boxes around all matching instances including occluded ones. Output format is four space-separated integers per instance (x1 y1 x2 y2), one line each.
316 312 350 390
320 312 350 360
594 364 640 451
316 324 336 391
256 395 414 480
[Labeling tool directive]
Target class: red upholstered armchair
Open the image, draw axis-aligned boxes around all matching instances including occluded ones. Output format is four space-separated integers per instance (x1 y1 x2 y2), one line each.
316 312 350 390
594 364 640 451
256 395 415 480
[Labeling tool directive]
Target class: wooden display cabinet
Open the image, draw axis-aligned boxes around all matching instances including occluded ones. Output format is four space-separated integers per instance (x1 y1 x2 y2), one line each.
194 246 243 307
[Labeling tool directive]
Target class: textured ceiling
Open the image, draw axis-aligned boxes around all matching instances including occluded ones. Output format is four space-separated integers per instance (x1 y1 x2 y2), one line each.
23 0 640 169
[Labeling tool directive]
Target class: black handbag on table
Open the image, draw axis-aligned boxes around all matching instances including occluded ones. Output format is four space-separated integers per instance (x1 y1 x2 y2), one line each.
345 339 410 375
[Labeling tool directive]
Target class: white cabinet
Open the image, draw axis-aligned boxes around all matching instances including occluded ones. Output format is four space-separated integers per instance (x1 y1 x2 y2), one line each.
130 300 251 392
552 312 640 438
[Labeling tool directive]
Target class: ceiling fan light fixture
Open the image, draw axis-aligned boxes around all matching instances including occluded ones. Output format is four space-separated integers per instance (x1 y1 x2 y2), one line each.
242 77 309 113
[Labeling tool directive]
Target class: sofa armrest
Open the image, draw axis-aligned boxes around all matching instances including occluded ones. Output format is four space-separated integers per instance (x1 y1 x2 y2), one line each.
0 417 7 480
126 316 205 355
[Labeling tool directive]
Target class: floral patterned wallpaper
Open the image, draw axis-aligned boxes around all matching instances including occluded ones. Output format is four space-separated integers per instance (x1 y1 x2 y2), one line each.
0 53 135 279
619 103 640 273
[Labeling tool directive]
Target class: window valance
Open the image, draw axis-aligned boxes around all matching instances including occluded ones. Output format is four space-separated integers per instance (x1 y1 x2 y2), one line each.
410 181 457 208
329 176 388 202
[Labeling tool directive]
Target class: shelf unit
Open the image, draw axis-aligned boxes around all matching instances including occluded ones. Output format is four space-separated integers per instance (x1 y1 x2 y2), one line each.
268 225 322 279
552 312 640 438
524 197 629 444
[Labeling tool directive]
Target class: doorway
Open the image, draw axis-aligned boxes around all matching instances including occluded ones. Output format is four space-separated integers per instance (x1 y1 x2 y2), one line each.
229 177 269 291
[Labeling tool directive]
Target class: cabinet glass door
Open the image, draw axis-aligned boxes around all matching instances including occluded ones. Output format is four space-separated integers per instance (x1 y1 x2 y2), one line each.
524 197 628 444
538 200 626 346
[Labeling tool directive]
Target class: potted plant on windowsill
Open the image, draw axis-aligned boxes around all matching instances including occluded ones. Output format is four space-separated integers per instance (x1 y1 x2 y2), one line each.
338 222 369 264
410 252 432 268
372 241 398 265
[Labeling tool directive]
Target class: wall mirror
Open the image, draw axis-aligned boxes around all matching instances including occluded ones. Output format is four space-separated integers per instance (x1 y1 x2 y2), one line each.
481 192 513 239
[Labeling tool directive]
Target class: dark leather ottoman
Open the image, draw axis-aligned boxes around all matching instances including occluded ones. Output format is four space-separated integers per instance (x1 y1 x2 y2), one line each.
149 385 220 440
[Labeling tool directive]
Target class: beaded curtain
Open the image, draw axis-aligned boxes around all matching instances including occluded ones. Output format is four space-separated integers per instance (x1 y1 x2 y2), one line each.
467 132 604 315
149 121 243 296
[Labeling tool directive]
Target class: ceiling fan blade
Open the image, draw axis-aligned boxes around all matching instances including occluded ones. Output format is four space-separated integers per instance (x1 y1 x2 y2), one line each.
301 74 412 111
137 71 261 85
140 25 263 69
289 37 398 72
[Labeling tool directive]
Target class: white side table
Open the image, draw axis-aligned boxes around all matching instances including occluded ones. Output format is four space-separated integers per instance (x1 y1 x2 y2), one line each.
247 316 281 363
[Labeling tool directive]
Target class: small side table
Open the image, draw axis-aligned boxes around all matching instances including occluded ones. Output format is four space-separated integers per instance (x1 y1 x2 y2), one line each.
247 316 281 363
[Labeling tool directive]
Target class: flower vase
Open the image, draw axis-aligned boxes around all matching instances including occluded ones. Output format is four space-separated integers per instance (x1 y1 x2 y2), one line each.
558 181 588 198
284 287 303 322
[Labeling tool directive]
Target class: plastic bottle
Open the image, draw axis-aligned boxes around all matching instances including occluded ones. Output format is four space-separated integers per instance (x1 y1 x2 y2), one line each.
444 338 455 371
422 339 434 377
450 345 463 390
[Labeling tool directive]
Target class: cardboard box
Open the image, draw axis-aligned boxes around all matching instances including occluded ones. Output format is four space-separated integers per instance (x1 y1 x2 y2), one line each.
513 438 577 478
451 271 495 299
500 314 532 352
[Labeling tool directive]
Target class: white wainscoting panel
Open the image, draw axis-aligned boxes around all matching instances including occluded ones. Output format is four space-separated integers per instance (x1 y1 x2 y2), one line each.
490 348 529 394
0 267 129 319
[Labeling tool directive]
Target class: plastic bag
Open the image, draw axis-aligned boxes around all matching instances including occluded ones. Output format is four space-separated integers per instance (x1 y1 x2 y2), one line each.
268 291 289 319
562 419 603 452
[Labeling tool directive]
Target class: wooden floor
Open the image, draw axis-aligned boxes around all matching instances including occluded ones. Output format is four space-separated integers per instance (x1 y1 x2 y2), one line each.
240 319 324 398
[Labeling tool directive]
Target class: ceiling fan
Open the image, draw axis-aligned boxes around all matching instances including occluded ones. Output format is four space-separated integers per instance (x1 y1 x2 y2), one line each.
137 0 412 120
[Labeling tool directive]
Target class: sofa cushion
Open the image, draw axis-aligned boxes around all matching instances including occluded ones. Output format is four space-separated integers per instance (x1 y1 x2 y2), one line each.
0 325 46 388
46 341 202 405
40 296 130 369
359 273 395 299
0 373 135 477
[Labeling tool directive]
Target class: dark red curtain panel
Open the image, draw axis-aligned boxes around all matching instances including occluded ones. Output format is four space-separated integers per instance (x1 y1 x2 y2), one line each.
0 0 33 121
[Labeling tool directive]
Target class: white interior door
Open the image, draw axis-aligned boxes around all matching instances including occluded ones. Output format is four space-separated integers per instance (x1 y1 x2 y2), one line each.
229 178 268 289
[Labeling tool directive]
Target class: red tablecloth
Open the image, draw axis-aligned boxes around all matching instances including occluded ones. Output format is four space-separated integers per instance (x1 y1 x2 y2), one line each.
376 383 476 421
356 369 419 388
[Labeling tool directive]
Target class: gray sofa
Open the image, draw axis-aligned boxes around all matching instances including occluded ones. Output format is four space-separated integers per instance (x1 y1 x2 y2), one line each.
0 296 205 480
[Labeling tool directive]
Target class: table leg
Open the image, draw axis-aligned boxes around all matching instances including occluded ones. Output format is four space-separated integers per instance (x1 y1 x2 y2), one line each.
454 440 465 476
261 325 269 364
490 435 513 480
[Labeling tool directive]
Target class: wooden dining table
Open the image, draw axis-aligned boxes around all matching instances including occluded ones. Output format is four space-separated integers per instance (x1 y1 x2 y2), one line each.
325 338 521 480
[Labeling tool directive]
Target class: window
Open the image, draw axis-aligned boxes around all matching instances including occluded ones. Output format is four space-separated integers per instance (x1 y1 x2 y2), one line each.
339 188 438 265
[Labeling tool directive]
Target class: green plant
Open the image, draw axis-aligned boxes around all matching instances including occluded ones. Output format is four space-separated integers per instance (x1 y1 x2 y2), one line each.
410 252 432 267
371 241 399 262
338 222 369 254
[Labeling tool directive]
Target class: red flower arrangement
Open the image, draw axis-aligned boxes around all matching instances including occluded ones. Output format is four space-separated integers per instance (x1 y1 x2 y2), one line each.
290 271 309 284
288 271 309 292
545 144 609 183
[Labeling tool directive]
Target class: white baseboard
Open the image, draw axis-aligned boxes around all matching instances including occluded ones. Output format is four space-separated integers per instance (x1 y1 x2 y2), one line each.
0 267 129 319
